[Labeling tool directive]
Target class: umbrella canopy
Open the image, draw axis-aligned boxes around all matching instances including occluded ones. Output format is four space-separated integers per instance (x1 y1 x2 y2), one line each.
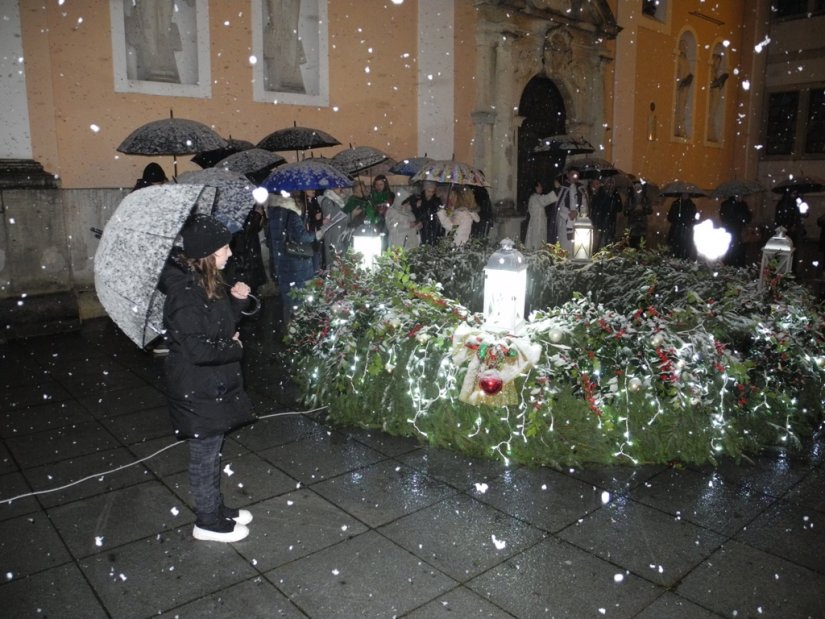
771 175 825 194
94 184 216 349
177 169 256 233
257 126 340 152
215 148 286 177
389 157 435 176
191 138 255 169
261 159 354 193
410 159 490 187
660 180 708 197
533 134 595 155
711 179 765 199
330 146 393 176
117 118 227 156
565 157 618 179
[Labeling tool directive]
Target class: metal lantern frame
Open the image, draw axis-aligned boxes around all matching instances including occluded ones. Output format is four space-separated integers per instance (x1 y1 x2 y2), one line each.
352 222 383 269
483 238 528 333
759 226 794 290
571 215 595 262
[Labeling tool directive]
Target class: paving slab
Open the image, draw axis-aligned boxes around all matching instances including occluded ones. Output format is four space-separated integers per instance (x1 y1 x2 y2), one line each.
4 419 119 468
0 472 39 521
266 530 456 618
563 463 667 494
342 427 424 457
78 384 168 418
257 432 387 484
0 441 15 475
690 454 808 497
629 467 776 536
404 585 517 618
634 591 723 618
379 494 546 581
232 488 369 572
0 561 108 618
99 405 174 444
48 480 194 559
233 413 330 452
0 512 71 579
784 467 825 512
558 497 726 587
156 576 306 618
312 459 457 527
469 465 606 533
0 378 74 411
467 537 662 619
80 527 257 619
734 498 825 574
22 446 152 508
46 362 147 397
677 539 825 618
397 446 508 490
0 399 93 439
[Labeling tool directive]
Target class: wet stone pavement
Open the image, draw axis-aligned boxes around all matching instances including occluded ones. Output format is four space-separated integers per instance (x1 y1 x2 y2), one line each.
1 298 824 618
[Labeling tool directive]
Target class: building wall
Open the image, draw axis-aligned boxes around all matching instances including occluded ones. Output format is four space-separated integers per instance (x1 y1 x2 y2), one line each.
17 1 477 189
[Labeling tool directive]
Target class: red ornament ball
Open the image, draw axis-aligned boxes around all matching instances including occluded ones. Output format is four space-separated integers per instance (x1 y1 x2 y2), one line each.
479 373 503 395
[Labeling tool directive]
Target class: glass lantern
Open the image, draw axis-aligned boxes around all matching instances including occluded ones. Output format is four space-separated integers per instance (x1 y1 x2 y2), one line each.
352 222 383 269
759 226 794 290
483 238 527 333
571 215 594 262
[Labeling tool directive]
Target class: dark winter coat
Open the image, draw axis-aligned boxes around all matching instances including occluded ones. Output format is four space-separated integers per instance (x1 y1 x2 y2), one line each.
409 193 444 245
266 195 316 301
667 197 697 259
158 251 254 439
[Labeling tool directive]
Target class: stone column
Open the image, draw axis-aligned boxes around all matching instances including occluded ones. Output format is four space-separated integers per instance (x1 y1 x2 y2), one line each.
490 32 516 203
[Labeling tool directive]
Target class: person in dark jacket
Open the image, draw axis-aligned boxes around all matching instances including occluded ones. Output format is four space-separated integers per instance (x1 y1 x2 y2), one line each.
131 162 168 192
719 194 752 266
267 191 321 324
408 181 444 245
158 214 255 543
666 192 697 259
224 205 267 294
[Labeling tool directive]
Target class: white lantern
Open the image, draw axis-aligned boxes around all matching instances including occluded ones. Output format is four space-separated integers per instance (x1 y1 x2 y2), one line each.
483 238 527 333
759 226 794 290
572 215 594 262
352 222 383 269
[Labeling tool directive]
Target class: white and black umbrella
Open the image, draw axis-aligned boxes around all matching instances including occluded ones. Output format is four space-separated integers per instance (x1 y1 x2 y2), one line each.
94 184 216 349
771 175 825 195
533 134 595 155
215 148 286 178
330 146 393 176
660 180 708 198
411 159 489 187
257 125 340 153
117 114 227 177
191 137 255 169
711 179 765 199
177 169 257 233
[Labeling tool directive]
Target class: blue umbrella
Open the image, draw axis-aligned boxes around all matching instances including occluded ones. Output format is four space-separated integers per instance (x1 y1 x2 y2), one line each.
261 159 353 193
389 156 434 177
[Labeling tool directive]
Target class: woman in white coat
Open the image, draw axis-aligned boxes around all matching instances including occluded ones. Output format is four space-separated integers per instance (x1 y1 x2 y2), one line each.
524 180 557 250
437 187 480 246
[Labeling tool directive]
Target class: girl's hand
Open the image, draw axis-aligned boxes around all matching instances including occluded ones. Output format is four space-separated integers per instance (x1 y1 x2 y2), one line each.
232 331 243 348
230 282 251 300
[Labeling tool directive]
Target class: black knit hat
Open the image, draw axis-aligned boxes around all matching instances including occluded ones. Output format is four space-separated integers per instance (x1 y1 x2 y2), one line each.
180 214 231 259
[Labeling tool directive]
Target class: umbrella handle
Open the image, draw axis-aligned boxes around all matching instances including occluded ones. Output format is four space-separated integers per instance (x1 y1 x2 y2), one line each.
241 292 260 317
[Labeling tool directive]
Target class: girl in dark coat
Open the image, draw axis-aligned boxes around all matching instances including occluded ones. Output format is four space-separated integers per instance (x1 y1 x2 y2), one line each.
159 214 255 543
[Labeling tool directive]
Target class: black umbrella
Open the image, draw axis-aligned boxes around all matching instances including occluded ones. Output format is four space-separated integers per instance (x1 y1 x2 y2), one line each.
117 114 227 177
257 125 340 153
771 175 825 194
330 146 393 176
564 157 618 179
660 180 708 198
389 156 434 176
191 138 255 169
711 179 764 199
533 134 595 155
215 148 286 178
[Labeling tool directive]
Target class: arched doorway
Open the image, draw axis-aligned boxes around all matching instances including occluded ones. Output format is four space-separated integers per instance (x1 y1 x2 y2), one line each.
517 76 566 213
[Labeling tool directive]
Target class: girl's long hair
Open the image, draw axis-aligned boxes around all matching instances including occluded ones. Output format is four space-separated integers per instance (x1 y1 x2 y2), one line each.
185 254 225 300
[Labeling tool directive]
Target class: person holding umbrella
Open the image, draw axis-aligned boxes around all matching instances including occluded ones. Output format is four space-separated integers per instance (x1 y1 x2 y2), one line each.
718 194 752 266
666 192 698 260
158 214 255 543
